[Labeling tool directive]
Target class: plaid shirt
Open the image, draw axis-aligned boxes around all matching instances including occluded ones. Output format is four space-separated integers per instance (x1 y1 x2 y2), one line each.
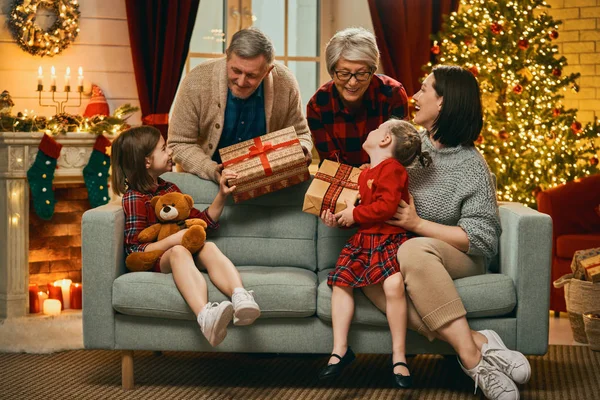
307 74 409 167
212 82 266 164
122 178 218 257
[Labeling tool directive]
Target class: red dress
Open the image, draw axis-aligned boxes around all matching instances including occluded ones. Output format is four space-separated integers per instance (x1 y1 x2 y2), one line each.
327 158 414 287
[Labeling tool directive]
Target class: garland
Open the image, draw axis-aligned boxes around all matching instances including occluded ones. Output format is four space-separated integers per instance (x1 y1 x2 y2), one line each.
8 0 80 57
0 104 139 135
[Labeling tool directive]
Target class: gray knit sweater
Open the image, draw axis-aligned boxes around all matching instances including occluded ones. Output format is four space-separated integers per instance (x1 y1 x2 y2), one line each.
407 131 501 262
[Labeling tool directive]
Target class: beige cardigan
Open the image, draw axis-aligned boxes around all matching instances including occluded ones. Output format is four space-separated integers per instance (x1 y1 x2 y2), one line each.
168 57 313 182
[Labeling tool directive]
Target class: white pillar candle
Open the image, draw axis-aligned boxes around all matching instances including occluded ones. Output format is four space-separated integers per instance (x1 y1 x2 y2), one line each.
64 67 71 91
55 279 72 309
50 66 57 88
43 299 61 316
37 66 43 86
77 66 84 87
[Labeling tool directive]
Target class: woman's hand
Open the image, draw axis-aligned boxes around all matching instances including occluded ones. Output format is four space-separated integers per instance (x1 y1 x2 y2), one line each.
335 199 355 227
219 169 237 197
387 194 422 232
320 209 339 228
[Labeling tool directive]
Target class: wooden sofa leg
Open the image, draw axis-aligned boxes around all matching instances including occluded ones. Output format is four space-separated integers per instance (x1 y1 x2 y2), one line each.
121 350 134 390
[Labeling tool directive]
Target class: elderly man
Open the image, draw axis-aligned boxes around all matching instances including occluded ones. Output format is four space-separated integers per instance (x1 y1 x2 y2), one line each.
168 27 313 182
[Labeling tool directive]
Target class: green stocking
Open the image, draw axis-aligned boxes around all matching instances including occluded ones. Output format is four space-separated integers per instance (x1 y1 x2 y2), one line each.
27 134 63 220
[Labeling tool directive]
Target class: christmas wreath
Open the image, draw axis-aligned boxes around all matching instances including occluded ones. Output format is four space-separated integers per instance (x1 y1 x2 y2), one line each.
8 0 81 57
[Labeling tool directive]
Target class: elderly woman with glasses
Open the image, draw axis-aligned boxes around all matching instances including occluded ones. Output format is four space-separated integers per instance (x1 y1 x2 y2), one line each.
307 27 409 167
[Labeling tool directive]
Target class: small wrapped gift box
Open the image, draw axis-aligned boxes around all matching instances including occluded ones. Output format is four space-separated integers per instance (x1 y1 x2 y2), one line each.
571 247 600 282
581 254 600 283
303 159 361 217
219 127 310 203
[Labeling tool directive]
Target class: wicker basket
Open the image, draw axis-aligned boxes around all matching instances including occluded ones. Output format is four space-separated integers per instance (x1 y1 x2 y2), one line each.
583 312 600 351
554 274 600 344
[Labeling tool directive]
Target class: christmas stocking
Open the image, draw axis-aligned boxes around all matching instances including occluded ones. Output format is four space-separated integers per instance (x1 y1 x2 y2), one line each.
83 134 112 208
27 134 63 220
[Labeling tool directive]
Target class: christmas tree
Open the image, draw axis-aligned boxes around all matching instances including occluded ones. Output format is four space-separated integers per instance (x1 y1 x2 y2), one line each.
428 0 599 207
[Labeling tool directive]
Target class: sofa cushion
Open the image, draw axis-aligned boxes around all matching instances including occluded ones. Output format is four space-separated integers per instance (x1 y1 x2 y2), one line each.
556 234 600 259
316 270 516 326
113 266 317 320
162 172 318 271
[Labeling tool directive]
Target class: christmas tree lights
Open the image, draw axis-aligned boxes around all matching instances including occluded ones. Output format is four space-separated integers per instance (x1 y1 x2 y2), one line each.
428 0 599 207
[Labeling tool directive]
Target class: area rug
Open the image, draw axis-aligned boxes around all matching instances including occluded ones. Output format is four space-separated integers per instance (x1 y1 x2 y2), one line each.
0 345 598 399
0 312 83 354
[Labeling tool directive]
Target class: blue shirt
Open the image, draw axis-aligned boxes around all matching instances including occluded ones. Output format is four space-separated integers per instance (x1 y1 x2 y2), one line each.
213 82 267 164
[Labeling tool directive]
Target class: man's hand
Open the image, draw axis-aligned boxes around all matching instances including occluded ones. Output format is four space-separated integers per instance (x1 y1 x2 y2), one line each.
320 209 339 228
302 147 312 166
335 199 355 227
219 169 238 196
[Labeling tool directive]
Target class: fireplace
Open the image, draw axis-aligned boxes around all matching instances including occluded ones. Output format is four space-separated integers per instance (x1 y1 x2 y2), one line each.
0 132 113 319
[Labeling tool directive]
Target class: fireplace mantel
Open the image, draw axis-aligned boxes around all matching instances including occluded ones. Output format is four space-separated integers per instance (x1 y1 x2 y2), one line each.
0 132 112 319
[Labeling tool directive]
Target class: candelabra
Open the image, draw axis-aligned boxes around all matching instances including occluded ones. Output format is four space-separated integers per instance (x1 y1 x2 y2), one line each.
36 66 84 114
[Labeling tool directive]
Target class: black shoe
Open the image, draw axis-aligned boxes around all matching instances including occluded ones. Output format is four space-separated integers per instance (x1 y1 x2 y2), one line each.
392 361 412 388
318 347 356 380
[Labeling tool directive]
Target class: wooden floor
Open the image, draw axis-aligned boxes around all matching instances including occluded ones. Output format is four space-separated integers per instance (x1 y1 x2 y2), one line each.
549 311 587 346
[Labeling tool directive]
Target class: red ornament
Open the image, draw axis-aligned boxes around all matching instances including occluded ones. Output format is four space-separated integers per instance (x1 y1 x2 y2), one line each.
464 36 473 46
571 121 582 135
549 30 559 40
552 68 562 77
431 45 441 55
490 22 503 35
513 84 523 94
590 156 599 166
469 65 479 76
518 39 529 50
498 130 510 140
552 107 561 117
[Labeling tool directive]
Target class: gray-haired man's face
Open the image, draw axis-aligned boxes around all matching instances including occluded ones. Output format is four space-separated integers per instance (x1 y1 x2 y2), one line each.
226 54 273 99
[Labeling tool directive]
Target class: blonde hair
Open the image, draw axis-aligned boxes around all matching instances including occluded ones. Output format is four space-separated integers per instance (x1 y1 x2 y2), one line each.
110 126 162 195
387 120 431 167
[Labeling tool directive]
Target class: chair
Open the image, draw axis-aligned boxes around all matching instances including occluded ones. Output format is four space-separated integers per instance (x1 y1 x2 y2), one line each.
536 174 600 313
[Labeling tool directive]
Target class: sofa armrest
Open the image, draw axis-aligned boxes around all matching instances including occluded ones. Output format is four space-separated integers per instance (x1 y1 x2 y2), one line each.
82 202 126 349
498 202 552 354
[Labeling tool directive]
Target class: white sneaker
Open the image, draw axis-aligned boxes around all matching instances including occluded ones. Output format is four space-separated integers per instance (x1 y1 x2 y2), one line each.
231 288 261 326
197 301 233 347
459 348 520 400
479 330 531 384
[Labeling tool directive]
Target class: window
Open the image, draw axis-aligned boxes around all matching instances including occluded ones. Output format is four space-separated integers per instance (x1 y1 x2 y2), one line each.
183 0 322 112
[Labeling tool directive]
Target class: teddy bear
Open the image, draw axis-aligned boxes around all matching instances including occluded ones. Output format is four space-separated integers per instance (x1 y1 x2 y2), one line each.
125 192 208 272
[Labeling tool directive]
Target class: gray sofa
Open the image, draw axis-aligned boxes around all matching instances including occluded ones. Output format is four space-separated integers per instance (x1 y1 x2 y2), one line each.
82 172 552 389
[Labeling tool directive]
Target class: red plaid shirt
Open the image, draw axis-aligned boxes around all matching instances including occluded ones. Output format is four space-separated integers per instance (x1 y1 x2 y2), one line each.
307 74 409 167
122 178 218 257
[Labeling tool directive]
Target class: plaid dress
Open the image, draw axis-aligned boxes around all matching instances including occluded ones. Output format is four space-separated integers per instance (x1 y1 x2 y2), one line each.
327 159 414 287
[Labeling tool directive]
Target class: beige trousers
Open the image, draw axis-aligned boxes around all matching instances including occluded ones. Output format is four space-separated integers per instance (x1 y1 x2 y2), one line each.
395 237 485 340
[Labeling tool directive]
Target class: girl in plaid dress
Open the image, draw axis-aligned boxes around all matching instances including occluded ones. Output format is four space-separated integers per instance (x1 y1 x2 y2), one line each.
111 126 260 347
318 119 430 387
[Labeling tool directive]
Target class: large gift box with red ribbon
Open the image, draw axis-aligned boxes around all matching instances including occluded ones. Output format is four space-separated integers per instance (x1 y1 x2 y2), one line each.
302 159 361 216
219 127 310 203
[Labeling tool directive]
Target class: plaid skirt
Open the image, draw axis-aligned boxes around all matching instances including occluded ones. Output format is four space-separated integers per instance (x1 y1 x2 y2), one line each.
327 232 414 287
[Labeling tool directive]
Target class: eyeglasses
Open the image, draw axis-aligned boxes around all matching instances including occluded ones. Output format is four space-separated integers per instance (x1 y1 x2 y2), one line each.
334 70 373 82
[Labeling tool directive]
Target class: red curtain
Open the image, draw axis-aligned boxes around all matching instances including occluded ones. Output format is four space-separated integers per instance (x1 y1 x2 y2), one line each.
368 0 459 96
125 0 200 138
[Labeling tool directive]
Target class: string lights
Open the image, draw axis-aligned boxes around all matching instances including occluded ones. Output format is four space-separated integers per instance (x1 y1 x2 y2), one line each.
427 0 600 207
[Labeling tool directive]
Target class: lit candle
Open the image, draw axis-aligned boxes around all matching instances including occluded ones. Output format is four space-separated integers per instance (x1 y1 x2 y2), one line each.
70 283 82 309
56 279 72 309
77 66 84 91
43 299 62 316
47 281 64 309
64 67 71 92
50 66 56 90
37 66 43 90
29 283 40 313
38 291 49 309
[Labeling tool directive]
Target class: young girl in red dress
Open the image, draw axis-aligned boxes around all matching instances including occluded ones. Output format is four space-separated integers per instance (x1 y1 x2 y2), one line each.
318 119 430 388
111 126 260 347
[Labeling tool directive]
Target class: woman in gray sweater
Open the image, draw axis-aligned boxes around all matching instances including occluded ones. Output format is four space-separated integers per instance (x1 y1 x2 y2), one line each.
363 65 529 400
